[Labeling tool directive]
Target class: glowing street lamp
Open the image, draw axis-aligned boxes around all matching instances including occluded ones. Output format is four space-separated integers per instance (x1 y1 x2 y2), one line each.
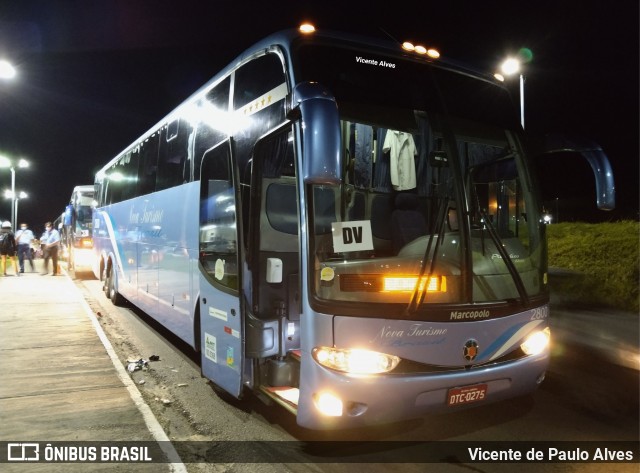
0 156 30 231
0 60 17 80
500 58 521 76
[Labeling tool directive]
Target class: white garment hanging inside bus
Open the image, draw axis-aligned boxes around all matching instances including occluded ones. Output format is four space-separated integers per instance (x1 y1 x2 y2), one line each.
383 130 417 190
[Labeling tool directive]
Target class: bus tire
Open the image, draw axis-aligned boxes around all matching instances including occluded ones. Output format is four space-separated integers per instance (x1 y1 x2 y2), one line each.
107 270 125 306
193 304 201 353
102 263 110 295
103 271 109 296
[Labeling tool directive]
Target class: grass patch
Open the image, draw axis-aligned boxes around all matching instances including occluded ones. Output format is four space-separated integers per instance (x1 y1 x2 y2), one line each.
546 221 639 313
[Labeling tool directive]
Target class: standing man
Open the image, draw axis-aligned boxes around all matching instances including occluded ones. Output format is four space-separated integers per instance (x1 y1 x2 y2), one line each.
15 222 35 273
41 221 61 276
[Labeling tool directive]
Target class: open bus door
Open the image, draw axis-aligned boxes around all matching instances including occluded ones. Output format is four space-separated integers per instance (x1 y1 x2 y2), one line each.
198 140 244 398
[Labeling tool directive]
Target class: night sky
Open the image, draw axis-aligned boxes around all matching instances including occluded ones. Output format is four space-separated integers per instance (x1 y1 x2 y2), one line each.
0 0 637 234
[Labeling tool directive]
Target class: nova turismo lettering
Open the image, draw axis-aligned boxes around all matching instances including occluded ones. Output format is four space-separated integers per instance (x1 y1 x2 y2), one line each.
129 205 164 225
372 324 447 342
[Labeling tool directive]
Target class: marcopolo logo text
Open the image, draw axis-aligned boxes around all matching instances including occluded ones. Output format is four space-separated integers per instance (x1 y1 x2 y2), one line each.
450 310 491 320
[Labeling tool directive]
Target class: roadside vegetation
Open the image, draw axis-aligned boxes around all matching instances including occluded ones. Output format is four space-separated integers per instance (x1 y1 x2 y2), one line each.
546 221 639 313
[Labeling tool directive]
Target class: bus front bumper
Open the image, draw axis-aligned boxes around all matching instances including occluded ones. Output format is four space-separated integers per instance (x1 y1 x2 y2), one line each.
295 350 549 430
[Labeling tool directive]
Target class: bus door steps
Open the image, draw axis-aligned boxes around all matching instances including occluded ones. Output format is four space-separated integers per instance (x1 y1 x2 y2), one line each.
289 349 301 361
259 386 299 415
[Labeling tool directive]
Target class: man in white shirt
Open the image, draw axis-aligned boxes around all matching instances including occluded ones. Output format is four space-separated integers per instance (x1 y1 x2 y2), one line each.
15 222 35 273
41 221 61 276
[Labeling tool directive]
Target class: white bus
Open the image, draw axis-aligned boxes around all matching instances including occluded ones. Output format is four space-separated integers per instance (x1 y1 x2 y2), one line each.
93 25 615 429
62 185 96 277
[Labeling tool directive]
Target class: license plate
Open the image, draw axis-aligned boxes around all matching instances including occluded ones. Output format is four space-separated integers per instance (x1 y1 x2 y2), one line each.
447 383 488 406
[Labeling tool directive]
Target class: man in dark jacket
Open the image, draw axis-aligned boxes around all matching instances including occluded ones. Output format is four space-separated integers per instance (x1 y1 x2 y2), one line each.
0 220 19 276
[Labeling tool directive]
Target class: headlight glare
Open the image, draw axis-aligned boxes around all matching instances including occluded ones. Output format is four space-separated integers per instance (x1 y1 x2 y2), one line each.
313 392 343 416
521 327 551 356
313 347 400 374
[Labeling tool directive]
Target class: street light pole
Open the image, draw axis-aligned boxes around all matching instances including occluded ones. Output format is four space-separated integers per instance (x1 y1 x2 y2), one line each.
518 73 525 129
10 166 15 231
497 57 525 129
14 191 27 227
0 157 29 231
0 62 19 229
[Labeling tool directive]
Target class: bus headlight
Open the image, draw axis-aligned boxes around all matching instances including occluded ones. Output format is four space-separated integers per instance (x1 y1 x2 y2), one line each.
521 327 551 356
312 347 400 374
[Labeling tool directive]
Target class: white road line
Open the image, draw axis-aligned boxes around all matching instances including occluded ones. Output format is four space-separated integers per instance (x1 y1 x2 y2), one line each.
67 275 188 473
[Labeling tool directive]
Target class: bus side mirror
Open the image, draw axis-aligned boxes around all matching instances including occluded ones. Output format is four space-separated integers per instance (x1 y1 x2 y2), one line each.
288 82 342 185
539 134 615 211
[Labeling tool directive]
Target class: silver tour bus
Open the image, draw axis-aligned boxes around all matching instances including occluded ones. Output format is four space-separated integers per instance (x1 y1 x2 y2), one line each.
92 25 615 429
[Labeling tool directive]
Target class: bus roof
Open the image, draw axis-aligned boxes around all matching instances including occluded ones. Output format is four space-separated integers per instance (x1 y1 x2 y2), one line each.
96 27 502 176
72 185 95 193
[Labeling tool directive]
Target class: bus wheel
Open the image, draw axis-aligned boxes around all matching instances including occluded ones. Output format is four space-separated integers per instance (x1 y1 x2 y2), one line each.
107 271 125 306
103 269 110 296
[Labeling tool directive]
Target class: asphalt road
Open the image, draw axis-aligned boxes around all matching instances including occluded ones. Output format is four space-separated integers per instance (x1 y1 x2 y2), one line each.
74 275 639 473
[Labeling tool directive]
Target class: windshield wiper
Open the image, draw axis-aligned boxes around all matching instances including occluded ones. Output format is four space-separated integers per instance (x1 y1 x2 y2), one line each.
478 208 529 305
404 195 449 315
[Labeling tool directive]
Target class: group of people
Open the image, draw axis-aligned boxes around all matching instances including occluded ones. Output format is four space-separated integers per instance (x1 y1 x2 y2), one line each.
0 221 62 276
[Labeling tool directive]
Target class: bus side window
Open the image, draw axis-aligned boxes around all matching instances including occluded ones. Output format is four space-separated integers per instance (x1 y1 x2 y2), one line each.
104 177 115 205
138 133 159 195
231 53 287 191
194 76 230 181
157 118 192 190
105 156 127 204
199 142 238 291
233 53 285 111
120 151 139 201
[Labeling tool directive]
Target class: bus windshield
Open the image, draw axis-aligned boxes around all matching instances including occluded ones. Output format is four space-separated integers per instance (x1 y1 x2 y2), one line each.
74 193 94 234
294 42 546 318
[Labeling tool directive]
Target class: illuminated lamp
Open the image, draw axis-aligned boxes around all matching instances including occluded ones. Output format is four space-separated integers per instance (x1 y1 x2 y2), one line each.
313 392 343 417
500 57 521 76
521 327 551 356
426 48 440 59
299 23 316 34
402 42 415 51
313 347 400 374
383 275 446 293
0 60 16 80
